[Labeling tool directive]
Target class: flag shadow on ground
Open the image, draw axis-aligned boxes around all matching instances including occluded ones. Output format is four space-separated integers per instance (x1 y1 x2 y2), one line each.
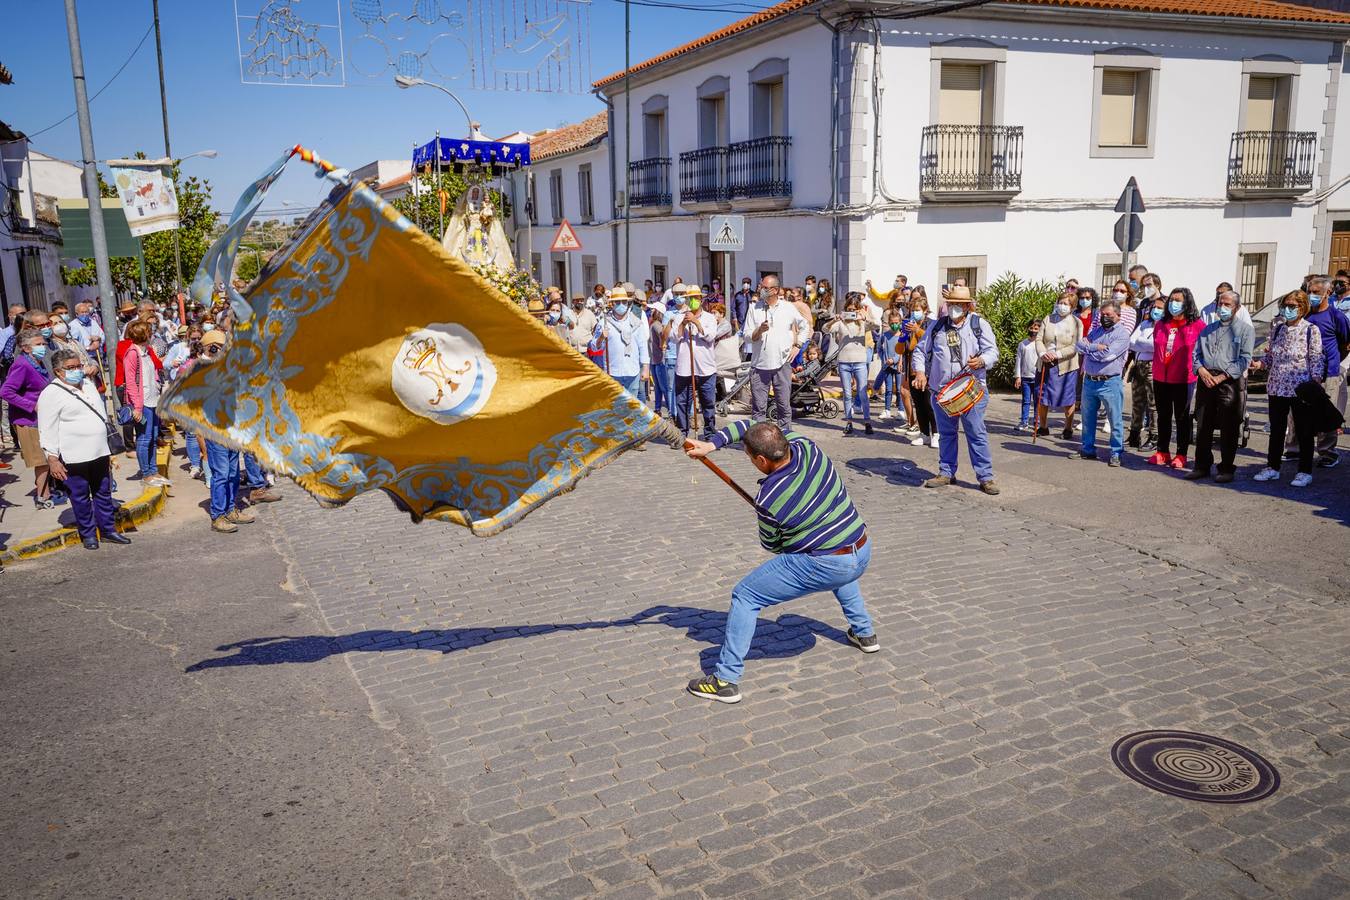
184 604 852 674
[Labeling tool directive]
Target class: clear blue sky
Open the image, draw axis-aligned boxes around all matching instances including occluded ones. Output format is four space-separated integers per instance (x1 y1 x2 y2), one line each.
2 0 757 214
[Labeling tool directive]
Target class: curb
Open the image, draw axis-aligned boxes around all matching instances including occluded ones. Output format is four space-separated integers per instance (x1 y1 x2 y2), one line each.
0 445 172 565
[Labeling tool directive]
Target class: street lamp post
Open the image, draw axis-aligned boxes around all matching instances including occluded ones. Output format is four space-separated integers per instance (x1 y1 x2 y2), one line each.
394 75 486 141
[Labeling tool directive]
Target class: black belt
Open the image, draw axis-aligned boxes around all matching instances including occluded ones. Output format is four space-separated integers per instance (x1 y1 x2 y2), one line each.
1084 373 1120 382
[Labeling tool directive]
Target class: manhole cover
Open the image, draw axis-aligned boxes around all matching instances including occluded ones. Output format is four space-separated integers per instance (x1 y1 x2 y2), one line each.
1112 730 1279 803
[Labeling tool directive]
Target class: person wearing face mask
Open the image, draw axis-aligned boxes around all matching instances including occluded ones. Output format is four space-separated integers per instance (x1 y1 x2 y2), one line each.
667 285 719 440
122 320 171 489
544 300 570 343
1069 299 1131 466
1 331 58 509
1252 291 1325 487
566 294 597 355
914 286 1000 494
741 275 807 432
902 288 934 445
732 278 753 334
1127 264 1148 292
1302 275 1350 468
1034 292 1083 439
37 349 128 549
1149 287 1204 470
1126 296 1162 451
589 286 651 397
828 298 874 436
1013 319 1041 433
1187 291 1254 483
1107 280 1138 332
875 310 907 426
50 317 97 380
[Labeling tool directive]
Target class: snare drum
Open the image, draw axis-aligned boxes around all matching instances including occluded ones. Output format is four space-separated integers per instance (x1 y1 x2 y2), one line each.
936 373 985 417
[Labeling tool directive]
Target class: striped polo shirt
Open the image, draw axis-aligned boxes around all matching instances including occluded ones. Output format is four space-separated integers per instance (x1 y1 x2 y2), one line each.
711 420 866 555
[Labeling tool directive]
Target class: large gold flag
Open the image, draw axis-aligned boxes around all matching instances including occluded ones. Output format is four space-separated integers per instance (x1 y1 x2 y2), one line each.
162 147 675 535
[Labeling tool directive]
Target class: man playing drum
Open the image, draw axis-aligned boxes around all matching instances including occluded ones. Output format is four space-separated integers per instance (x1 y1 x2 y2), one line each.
913 286 1002 495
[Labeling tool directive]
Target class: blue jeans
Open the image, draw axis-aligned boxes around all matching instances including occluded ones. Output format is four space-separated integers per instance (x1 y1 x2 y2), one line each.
932 391 994 482
184 431 202 470
1019 380 1036 426
242 451 267 491
134 405 159 478
1081 375 1125 457
674 374 716 435
838 362 871 423
652 362 672 414
611 373 642 397
715 541 873 683
205 440 241 520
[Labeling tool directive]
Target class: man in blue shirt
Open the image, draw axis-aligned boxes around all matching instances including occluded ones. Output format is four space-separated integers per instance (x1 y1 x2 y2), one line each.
731 278 753 333
914 287 1000 494
1304 276 1350 466
1188 291 1254 483
1070 297 1131 466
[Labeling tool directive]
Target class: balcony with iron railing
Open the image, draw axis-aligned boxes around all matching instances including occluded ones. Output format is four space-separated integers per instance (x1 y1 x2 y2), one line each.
919 124 1023 202
679 146 728 210
627 157 672 215
727 136 792 208
1227 130 1316 199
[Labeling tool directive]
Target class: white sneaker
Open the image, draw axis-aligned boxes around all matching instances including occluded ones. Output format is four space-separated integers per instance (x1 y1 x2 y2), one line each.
910 434 926 446
878 409 891 421
1253 467 1280 482
1101 422 1111 434
1291 472 1313 488
930 434 940 449
906 424 921 435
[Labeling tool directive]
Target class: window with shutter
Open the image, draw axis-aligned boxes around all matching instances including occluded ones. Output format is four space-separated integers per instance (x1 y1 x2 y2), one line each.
1099 69 1146 146
938 63 985 126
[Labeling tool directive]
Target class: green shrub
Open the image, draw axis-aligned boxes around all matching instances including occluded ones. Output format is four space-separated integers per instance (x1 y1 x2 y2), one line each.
975 273 1060 390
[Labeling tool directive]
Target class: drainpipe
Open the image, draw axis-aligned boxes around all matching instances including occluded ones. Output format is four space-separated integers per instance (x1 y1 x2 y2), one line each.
826 14 841 298
594 88 619 283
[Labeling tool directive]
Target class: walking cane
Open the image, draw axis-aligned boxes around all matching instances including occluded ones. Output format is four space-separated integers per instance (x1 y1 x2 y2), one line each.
1032 361 1047 444
686 317 699 437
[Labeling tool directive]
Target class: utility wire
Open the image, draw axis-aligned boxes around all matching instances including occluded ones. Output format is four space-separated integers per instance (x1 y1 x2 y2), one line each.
2 21 155 145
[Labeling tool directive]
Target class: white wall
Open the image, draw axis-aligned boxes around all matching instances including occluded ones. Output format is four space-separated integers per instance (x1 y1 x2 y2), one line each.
510 141 612 293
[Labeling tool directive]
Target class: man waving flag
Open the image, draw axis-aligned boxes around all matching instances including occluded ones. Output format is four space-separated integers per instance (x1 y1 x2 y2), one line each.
162 146 676 535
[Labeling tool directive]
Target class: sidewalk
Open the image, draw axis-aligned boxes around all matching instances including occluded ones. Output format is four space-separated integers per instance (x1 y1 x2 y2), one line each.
0 440 205 564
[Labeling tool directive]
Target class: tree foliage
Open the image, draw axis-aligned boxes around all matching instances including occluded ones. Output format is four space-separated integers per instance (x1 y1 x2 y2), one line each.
61 153 217 298
974 273 1060 390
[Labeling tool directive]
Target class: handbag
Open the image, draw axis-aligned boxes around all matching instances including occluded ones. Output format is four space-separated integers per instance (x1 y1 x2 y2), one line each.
60 383 127 455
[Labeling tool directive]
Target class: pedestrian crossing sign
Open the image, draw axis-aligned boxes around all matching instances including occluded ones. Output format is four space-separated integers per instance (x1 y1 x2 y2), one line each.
550 219 583 252
709 215 745 252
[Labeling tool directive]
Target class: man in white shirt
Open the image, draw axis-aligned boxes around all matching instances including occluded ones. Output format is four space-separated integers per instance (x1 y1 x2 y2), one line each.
666 285 719 439
740 275 807 431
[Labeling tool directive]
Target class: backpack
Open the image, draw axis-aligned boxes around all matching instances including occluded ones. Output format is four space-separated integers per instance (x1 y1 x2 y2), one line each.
924 314 985 372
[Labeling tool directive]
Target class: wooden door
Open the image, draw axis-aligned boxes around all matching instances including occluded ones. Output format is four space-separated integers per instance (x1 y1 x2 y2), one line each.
1329 229 1350 277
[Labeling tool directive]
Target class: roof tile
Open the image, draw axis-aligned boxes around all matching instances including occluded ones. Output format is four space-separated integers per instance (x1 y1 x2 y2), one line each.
528 112 609 162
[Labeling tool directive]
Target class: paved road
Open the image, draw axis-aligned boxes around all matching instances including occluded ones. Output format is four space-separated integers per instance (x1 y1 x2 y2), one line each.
4 401 1348 898
0 499 515 900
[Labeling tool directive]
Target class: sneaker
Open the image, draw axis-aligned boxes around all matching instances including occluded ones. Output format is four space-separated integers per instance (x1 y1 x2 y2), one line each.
979 480 1001 496
1141 436 1158 451
1147 451 1171 466
924 474 953 488
1169 454 1188 471
1067 450 1095 460
878 409 891 421
1014 423 1027 434
212 516 239 533
1108 455 1121 468
863 423 874 435
1184 469 1209 481
906 424 921 435
687 674 741 704
249 488 283 503
49 491 69 506
1253 467 1280 482
1318 453 1340 469
843 423 854 436
1292 472 1313 488
35 497 55 511
188 465 204 481
847 628 879 653
930 434 940 450
910 434 926 446
144 475 172 488
226 508 256 525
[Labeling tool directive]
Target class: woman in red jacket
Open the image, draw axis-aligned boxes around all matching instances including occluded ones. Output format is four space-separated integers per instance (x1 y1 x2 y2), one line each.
1149 286 1205 470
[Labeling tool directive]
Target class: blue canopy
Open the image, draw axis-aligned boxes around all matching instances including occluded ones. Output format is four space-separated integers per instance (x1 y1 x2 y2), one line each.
412 137 531 175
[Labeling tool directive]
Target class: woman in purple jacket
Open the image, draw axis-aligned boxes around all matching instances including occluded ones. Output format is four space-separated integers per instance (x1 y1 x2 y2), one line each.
1 331 55 508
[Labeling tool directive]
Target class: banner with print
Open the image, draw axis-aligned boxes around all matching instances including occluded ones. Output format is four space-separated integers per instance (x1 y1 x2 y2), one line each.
109 162 180 237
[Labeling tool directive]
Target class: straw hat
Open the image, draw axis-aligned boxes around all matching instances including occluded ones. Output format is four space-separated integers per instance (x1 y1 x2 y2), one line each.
684 284 703 298
608 286 630 301
942 285 974 303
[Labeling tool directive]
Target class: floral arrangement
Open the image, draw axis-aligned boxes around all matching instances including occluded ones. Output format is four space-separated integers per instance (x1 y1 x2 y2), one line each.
472 263 543 309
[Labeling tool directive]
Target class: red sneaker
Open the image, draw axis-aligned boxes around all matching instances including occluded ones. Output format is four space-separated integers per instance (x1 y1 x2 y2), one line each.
1169 454 1188 470
1147 451 1171 466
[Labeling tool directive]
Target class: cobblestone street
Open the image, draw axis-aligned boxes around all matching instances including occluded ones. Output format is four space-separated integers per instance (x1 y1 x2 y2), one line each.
180 408 1350 899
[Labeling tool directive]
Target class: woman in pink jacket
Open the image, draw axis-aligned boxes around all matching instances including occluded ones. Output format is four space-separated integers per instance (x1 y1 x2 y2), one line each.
1148 286 1205 470
122 319 170 488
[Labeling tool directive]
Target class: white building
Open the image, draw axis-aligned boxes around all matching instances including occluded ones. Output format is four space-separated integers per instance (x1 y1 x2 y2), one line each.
555 0 1350 313
0 126 84 316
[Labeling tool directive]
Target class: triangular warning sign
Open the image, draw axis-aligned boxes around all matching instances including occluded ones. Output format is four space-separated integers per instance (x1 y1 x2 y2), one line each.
550 219 583 252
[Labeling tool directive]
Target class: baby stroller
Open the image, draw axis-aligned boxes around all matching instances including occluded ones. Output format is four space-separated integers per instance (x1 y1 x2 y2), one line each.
715 361 754 417
790 343 841 419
